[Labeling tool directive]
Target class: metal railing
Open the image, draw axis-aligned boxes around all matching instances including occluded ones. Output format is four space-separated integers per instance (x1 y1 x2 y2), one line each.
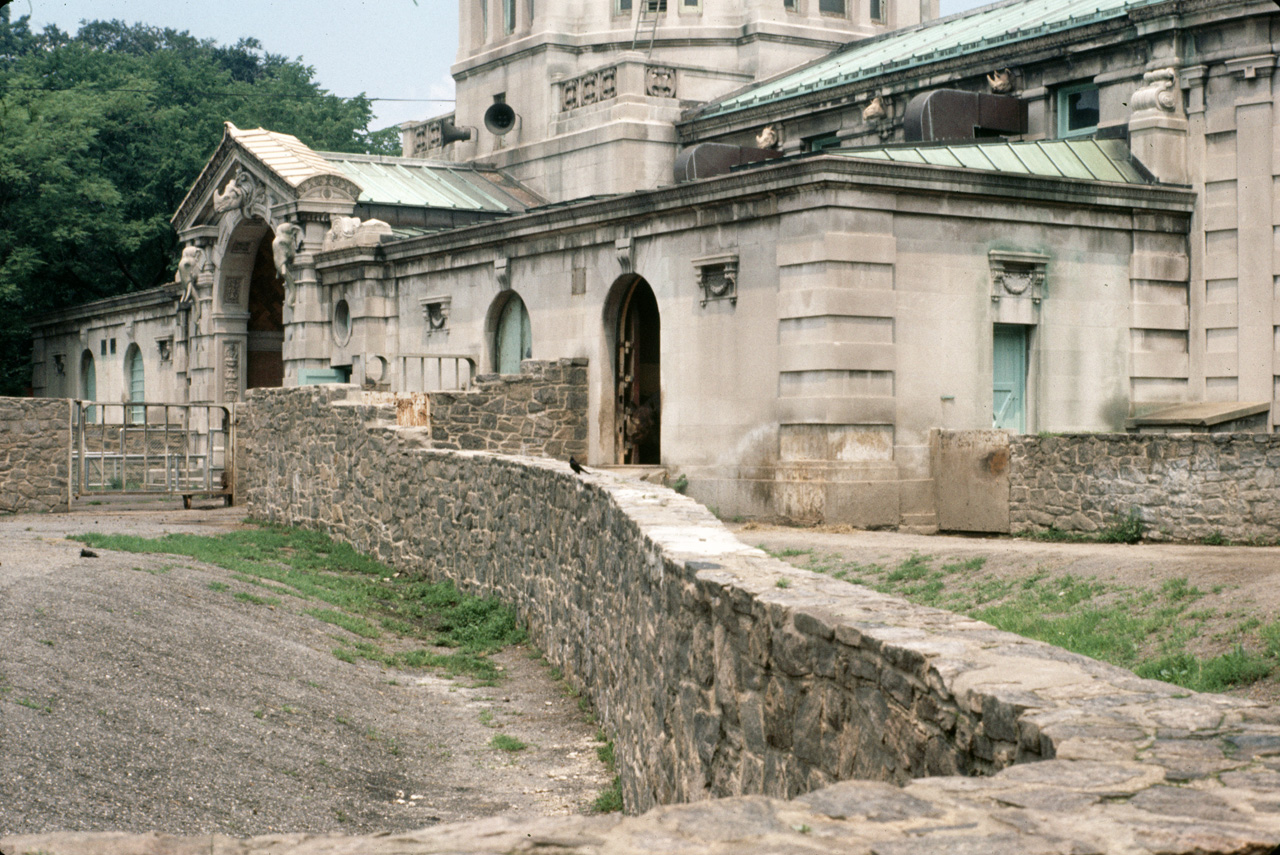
73 402 233 502
395 354 477 393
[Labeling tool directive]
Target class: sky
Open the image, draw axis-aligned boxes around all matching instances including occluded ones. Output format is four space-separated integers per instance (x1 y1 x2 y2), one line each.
16 0 993 131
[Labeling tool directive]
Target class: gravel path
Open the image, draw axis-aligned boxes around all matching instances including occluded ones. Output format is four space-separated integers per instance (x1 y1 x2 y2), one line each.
0 508 612 838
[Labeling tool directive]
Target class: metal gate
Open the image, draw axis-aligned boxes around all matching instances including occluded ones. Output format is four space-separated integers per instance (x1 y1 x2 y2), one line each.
72 402 234 506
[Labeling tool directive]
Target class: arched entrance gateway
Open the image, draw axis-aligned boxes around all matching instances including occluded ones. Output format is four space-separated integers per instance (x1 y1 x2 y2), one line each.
611 275 661 465
245 234 285 389
213 216 285 401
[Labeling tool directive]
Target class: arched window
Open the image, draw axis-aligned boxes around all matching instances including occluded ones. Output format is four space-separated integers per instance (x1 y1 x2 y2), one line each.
80 349 97 423
125 343 144 424
493 293 532 374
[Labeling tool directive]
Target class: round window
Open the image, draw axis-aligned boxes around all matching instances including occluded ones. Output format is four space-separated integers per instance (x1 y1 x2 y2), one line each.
333 299 351 345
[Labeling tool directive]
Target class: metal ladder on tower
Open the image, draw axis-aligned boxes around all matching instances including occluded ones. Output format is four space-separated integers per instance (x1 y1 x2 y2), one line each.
631 0 663 55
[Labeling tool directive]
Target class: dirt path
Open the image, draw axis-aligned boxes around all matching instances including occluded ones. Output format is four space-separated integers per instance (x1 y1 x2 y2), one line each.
733 522 1280 702
0 508 611 838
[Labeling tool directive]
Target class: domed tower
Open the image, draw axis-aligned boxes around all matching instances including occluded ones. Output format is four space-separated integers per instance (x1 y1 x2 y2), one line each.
404 0 937 202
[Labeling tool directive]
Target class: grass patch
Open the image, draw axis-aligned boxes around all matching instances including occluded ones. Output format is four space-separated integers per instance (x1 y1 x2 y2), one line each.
592 776 623 813
234 591 280 607
306 608 380 639
770 549 1279 696
490 733 527 752
72 524 526 682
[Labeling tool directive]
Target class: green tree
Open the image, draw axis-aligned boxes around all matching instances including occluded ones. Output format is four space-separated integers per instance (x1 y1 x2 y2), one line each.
0 10 399 394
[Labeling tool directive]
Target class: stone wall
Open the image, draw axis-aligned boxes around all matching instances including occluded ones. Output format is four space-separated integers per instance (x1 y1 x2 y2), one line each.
231 385 1280 853
427 358 587 458
1009 433 1280 541
0 396 70 514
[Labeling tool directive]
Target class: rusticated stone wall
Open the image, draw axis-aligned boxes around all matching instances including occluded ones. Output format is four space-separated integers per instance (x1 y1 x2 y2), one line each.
0 396 70 514
1009 433 1280 541
228 384 1280 854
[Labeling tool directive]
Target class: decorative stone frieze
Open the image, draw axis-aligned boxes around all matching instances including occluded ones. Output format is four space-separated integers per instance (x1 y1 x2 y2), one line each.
560 66 619 112
223 342 241 402
694 253 738 307
644 65 677 98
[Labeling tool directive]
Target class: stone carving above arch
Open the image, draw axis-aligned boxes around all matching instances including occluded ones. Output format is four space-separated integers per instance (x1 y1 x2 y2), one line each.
297 173 362 204
213 165 270 221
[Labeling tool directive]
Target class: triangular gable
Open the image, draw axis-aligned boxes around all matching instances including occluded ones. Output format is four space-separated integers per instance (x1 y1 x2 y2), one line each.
171 122 362 235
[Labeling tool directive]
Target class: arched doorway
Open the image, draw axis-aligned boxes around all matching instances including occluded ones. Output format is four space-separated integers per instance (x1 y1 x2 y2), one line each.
492 292 532 374
246 234 285 389
124 343 144 424
613 276 661 465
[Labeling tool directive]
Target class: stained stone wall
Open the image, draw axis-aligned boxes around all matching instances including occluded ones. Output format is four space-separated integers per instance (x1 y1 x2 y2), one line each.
227 384 1280 853
0 396 70 514
1009 433 1280 541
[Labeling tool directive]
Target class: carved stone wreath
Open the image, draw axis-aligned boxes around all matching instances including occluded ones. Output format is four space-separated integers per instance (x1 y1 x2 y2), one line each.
694 253 739 307
989 250 1048 304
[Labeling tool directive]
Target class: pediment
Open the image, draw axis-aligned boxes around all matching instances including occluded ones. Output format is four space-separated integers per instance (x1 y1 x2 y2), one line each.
172 122 363 236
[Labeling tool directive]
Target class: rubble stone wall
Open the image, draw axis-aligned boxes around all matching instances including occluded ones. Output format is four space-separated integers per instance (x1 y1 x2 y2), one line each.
1009 433 1280 541
0 396 70 514
427 358 588 459
231 384 1280 854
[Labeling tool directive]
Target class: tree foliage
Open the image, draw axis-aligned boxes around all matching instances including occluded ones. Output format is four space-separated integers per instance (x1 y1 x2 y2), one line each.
0 10 400 394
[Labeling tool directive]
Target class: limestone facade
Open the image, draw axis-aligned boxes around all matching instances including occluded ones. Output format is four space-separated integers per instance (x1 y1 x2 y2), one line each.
29 0 1280 529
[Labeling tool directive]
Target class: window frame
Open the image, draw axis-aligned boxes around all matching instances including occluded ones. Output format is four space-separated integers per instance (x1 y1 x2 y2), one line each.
818 0 847 16
1056 82 1100 139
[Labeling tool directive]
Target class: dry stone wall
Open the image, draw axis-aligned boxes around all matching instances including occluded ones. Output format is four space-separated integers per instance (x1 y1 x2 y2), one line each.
230 384 1280 854
1009 433 1280 541
0 396 70 514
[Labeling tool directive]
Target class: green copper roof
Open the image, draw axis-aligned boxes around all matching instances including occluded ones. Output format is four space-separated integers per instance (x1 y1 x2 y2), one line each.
321 154 534 213
829 138 1150 183
698 0 1167 118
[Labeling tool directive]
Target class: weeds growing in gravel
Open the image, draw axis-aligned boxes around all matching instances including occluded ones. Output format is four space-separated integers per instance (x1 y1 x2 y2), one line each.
490 733 527 752
766 547 1280 696
72 524 526 682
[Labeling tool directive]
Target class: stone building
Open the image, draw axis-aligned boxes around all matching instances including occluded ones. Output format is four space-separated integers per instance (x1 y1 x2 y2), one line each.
30 0 1279 528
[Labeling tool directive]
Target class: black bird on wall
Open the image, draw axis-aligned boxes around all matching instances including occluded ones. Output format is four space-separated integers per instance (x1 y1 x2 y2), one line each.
569 456 587 475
